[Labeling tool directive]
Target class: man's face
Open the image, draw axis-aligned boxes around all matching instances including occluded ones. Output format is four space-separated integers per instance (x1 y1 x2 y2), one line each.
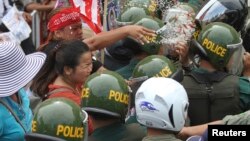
60 22 83 40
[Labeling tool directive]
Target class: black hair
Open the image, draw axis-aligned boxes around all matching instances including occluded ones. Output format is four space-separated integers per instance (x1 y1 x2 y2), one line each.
88 111 120 121
30 40 90 97
123 37 144 56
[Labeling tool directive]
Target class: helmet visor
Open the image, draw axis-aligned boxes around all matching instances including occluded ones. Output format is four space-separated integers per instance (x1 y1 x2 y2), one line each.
195 0 229 28
227 38 244 75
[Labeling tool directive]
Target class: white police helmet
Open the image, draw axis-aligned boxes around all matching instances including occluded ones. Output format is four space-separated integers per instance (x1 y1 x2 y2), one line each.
135 77 189 131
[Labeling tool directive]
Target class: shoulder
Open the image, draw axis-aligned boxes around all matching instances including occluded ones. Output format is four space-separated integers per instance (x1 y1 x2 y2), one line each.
49 93 81 105
0 99 9 117
48 85 81 105
88 136 100 141
116 66 128 73
239 77 250 93
0 98 14 130
116 59 139 75
223 110 250 125
48 85 75 93
239 77 250 84
124 123 146 140
142 134 181 141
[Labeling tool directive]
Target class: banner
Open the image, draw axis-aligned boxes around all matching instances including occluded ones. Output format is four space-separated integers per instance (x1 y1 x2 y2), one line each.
70 0 102 33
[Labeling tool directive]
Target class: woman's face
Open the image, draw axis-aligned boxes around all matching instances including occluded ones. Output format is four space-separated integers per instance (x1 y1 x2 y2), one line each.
61 22 83 40
70 51 93 84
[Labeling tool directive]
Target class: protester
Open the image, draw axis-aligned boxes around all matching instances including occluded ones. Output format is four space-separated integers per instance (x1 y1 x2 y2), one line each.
23 0 55 13
38 7 104 74
30 40 93 135
30 5 156 99
31 40 91 106
0 41 45 141
38 6 155 74
135 77 189 141
40 7 155 52
31 6 156 96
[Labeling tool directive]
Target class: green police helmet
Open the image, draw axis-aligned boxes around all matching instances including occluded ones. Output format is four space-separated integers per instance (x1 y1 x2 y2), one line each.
125 0 177 19
116 6 150 26
126 0 158 18
132 55 183 82
129 55 183 108
136 16 164 31
191 22 242 70
81 70 129 120
115 2 164 55
135 16 164 54
32 98 88 141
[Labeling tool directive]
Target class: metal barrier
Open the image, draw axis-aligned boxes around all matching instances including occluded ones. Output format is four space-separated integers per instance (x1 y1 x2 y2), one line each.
31 10 40 49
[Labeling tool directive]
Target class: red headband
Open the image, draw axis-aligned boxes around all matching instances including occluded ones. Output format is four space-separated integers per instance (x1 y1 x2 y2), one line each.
47 8 81 32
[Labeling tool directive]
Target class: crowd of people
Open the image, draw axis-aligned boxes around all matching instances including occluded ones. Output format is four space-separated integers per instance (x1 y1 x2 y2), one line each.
1 0 250 141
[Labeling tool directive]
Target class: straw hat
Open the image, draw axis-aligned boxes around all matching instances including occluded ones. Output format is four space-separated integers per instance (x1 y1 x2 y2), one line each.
0 42 46 97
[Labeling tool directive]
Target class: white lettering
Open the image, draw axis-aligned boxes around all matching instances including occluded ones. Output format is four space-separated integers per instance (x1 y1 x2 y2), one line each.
212 129 218 136
212 129 247 136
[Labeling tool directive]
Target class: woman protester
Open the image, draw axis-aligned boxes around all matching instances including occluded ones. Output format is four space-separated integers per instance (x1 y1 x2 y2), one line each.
30 6 155 135
31 7 155 103
37 6 154 73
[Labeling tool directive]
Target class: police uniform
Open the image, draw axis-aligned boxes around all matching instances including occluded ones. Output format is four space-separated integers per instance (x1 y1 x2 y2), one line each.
116 58 141 79
182 22 250 125
182 68 250 125
88 122 146 141
103 40 132 71
223 110 250 125
142 134 182 141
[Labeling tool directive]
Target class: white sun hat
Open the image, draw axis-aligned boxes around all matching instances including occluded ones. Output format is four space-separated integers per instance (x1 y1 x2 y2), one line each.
0 41 46 97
